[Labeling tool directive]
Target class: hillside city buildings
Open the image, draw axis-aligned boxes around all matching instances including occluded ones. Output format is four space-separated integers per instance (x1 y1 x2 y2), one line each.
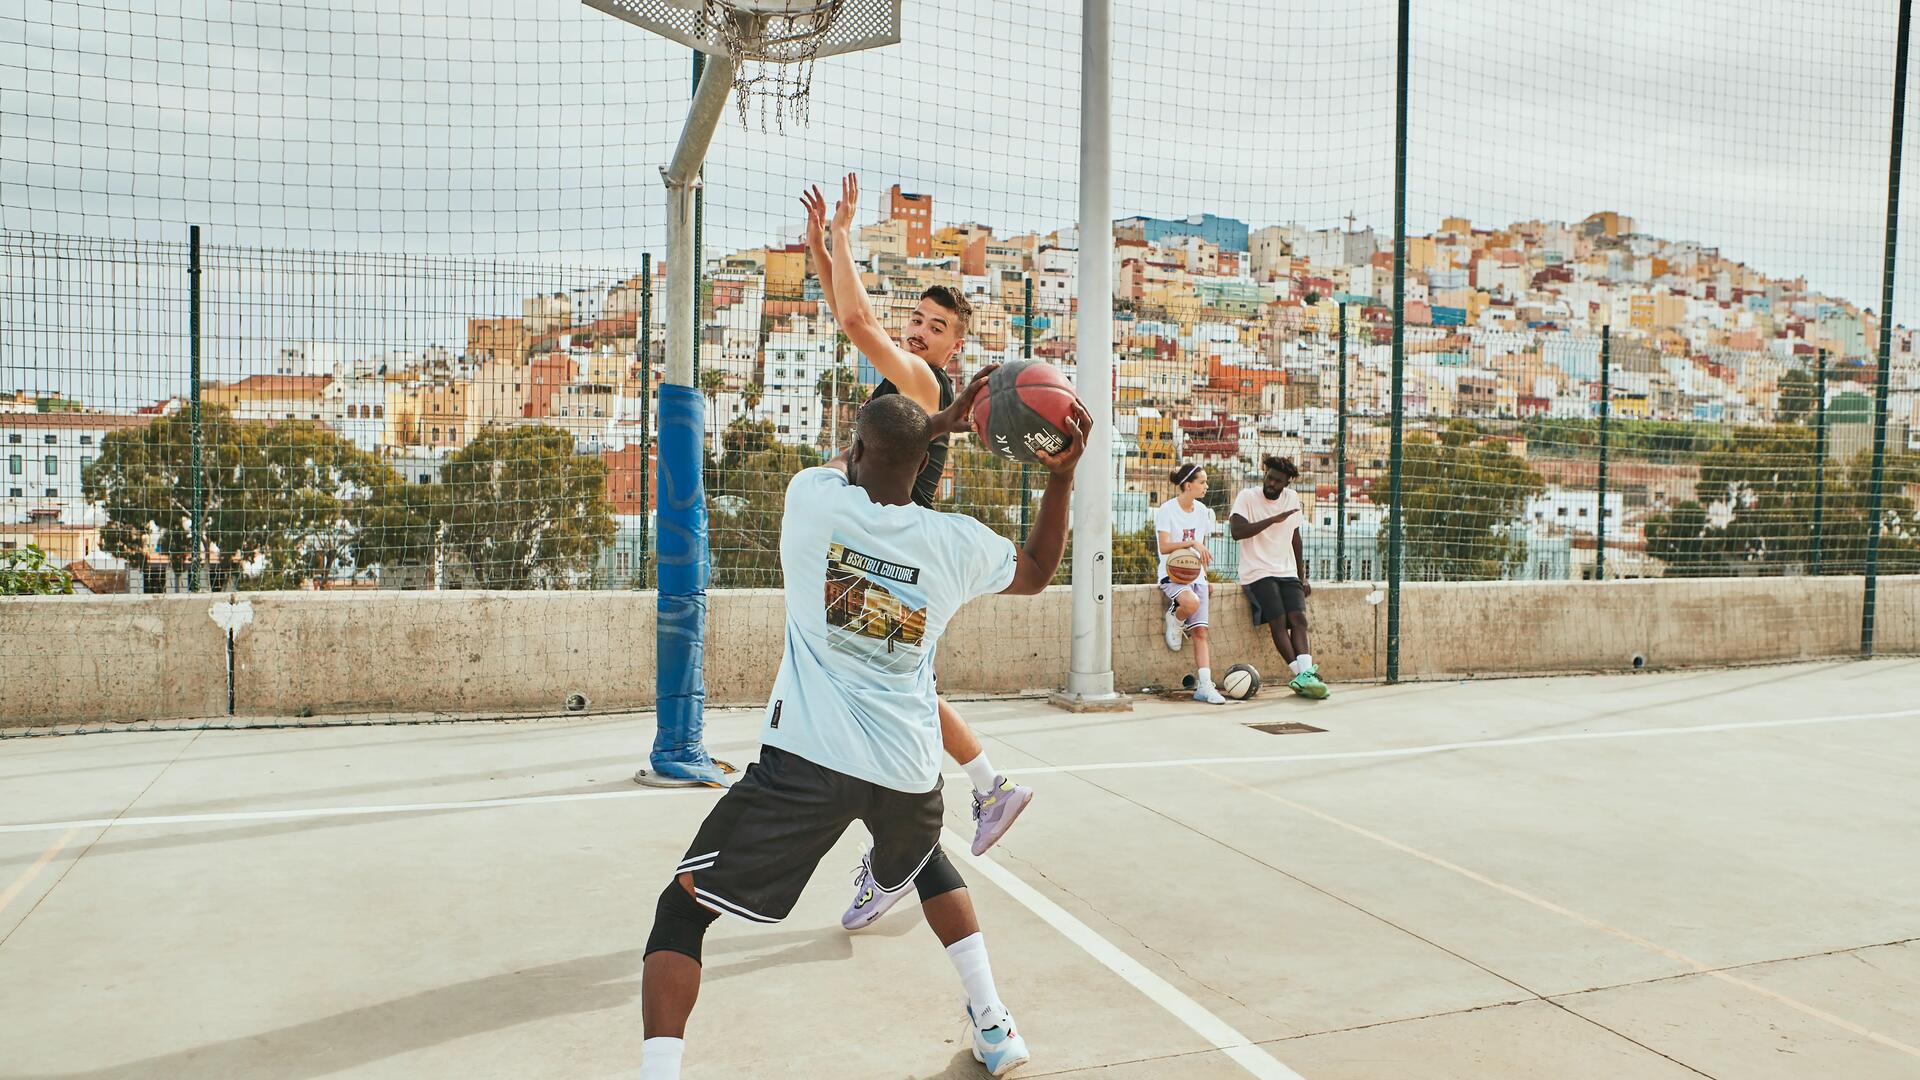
7 199 1920 589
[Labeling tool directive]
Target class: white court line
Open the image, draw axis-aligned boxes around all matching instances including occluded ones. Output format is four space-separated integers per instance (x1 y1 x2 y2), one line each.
944 828 1306 1080
999 706 1920 777
2 705 1913 837
0 786 706 834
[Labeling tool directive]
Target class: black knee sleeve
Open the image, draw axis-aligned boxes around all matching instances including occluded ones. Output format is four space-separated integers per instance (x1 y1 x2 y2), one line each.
646 881 718 964
913 848 966 903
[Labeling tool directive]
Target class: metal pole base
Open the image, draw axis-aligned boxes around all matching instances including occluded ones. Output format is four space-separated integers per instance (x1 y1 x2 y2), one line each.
1048 688 1133 713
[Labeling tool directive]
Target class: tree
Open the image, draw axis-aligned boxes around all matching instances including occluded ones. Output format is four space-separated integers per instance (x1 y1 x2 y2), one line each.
1385 421 1546 581
721 417 780 457
1112 525 1160 583
1691 425 1819 568
698 368 727 399
1642 500 1721 577
941 446 1028 545
1775 366 1818 425
1639 426 1920 576
356 479 447 584
705 438 821 588
86 407 405 589
816 364 869 449
741 381 764 415
436 426 617 589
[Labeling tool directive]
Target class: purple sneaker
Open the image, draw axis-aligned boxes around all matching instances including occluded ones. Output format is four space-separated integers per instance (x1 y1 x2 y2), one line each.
841 849 913 931
970 777 1034 857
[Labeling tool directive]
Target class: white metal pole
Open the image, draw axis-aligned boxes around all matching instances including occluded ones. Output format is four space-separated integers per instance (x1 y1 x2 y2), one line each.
663 56 735 388
1060 0 1126 709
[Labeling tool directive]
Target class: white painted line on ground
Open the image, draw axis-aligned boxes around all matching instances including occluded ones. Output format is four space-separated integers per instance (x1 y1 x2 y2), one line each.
0 786 712 835
2 705 1912 837
944 828 1305 1080
1000 706 1920 777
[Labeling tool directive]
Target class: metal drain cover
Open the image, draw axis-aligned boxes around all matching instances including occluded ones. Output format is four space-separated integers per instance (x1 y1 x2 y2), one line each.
1248 722 1326 735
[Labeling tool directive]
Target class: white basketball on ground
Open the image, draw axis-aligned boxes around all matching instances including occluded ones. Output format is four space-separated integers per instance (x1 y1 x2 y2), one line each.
1221 663 1261 700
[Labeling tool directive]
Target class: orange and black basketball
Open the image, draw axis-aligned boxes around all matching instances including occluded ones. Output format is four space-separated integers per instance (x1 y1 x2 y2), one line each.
970 360 1082 463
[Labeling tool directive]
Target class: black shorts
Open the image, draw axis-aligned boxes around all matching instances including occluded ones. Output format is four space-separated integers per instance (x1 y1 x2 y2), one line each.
1244 576 1307 625
675 745 946 924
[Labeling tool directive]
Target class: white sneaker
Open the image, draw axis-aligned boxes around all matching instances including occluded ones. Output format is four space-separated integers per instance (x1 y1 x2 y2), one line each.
1194 683 1227 705
967 1002 1030 1076
1164 609 1184 651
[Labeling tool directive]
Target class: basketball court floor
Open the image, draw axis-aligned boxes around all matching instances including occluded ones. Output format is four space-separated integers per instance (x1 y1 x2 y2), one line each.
3 658 1918 1079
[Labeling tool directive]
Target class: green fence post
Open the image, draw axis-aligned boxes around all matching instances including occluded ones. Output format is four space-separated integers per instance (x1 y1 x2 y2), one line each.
188 225 205 594
1810 349 1827 575
1595 325 1611 581
639 253 653 589
1336 302 1348 581
1020 274 1034 539
1864 0 1911 656
1386 0 1409 682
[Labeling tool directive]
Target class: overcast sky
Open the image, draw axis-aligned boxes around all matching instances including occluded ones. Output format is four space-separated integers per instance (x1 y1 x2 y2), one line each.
0 0 1913 399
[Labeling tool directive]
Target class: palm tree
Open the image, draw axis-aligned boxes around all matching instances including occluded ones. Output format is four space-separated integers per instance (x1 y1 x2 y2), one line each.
741 380 763 417
697 368 728 453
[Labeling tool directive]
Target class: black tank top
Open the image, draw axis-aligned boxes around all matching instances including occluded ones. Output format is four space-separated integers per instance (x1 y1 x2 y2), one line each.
870 365 955 509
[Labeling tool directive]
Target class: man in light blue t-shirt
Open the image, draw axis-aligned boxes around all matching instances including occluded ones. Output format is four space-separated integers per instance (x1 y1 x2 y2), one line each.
637 378 1090 1080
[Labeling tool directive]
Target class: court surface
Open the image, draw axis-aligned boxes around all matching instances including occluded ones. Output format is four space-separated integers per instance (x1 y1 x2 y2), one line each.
3 658 1919 1079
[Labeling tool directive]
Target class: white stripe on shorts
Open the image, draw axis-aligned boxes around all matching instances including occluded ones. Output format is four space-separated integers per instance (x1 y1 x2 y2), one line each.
693 887 782 924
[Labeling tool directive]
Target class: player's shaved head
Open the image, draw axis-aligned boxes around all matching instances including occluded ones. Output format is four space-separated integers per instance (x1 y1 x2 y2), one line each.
850 394 933 502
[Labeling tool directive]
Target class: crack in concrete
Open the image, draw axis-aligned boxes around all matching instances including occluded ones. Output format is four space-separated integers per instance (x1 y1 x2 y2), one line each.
1554 936 1920 1001
0 728 205 949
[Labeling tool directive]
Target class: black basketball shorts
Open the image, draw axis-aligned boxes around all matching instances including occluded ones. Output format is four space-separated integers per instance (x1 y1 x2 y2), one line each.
1244 576 1308 625
674 745 947 924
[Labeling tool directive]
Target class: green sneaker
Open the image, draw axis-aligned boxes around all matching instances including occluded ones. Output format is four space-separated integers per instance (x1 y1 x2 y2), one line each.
1288 668 1331 700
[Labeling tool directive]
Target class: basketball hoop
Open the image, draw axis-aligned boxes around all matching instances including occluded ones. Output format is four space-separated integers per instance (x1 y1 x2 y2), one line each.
585 0 901 130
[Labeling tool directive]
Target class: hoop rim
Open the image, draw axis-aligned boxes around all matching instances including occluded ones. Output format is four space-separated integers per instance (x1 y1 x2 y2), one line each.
584 0 901 62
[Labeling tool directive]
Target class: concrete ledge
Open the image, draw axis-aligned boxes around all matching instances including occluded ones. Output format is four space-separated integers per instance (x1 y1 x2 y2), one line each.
0 594 228 723
2 576 1915 725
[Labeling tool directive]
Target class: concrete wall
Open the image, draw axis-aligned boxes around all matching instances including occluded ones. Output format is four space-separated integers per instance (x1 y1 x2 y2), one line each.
0 594 229 723
3 576 1916 725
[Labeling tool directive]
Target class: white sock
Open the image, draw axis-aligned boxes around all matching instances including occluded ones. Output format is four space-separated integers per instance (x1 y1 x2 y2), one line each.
1196 666 1213 688
946 932 1004 1018
1298 653 1314 672
639 1037 684 1080
960 751 999 793
1289 656 1309 676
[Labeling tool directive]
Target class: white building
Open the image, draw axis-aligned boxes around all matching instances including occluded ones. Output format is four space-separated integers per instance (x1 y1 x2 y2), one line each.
1034 247 1077 310
2 412 152 524
1525 487 1625 537
758 318 838 446
320 365 390 452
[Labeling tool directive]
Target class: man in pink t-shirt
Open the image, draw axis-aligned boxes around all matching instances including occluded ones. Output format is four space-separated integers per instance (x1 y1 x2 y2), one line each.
1228 456 1330 699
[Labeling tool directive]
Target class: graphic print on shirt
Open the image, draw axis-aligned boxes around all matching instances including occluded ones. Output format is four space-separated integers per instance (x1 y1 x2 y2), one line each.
823 538 930 673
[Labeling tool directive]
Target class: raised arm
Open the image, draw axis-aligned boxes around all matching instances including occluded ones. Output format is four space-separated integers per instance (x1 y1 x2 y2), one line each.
800 185 841 324
826 173 940 411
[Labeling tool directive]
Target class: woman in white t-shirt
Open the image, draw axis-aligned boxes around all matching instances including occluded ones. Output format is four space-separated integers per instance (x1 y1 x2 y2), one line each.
1154 462 1226 704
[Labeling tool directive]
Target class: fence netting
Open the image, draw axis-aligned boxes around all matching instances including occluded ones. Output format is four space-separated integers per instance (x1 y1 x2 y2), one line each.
2 0 1916 730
